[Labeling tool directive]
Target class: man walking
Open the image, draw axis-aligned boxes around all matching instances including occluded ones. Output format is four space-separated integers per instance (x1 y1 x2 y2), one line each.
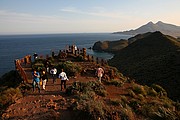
50 67 57 83
59 69 68 91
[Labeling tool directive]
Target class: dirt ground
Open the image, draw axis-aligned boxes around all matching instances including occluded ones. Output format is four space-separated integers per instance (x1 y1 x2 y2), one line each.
1 62 131 120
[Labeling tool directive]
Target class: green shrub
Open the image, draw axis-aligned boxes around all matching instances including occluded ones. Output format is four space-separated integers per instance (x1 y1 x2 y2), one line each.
108 66 122 78
151 107 178 120
67 81 109 119
147 88 158 97
163 100 172 108
110 98 122 106
128 99 141 111
47 57 55 64
76 55 84 61
33 58 46 64
119 106 135 120
173 102 180 111
66 81 106 98
132 84 147 96
120 95 128 104
0 71 22 88
31 62 45 71
140 104 156 117
0 70 23 116
83 99 109 120
80 91 96 101
137 94 145 101
151 84 167 96
0 88 22 111
139 103 180 119
57 61 82 76
104 79 124 87
149 100 163 106
128 89 136 98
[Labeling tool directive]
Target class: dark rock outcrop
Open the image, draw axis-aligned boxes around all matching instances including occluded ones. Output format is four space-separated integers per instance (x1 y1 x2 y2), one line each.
92 39 128 53
108 31 180 101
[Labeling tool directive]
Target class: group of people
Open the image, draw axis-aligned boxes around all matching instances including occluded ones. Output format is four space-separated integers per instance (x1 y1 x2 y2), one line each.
32 68 69 93
32 66 104 93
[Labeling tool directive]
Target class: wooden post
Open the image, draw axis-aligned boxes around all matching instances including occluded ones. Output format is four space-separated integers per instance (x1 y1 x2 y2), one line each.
92 56 94 62
58 50 62 57
52 51 54 57
46 54 49 59
96 57 99 64
72 45 75 54
14 60 17 70
69 45 71 52
87 55 90 61
28 55 31 63
83 48 86 60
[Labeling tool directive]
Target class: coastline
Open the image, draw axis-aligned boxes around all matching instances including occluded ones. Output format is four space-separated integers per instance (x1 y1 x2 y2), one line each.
0 33 131 77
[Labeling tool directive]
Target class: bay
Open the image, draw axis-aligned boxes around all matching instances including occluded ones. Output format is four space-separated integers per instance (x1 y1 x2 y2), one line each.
0 33 131 77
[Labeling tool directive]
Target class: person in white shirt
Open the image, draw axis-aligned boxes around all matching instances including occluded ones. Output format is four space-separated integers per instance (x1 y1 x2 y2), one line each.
96 66 104 83
50 67 57 83
59 69 69 91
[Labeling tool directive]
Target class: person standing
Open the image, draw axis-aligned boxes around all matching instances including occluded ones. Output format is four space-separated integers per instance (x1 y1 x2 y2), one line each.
41 70 48 90
59 69 69 91
50 67 57 83
32 70 41 93
33 53 38 60
96 66 104 83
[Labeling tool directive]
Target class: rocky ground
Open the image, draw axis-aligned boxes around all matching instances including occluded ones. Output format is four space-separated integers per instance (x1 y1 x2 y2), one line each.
1 61 130 120
2 55 179 120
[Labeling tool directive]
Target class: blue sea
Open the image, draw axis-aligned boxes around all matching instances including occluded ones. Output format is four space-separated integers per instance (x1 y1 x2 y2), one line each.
0 33 131 77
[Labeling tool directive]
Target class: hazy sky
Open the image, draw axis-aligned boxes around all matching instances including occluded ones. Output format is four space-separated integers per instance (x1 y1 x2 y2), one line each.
0 0 180 34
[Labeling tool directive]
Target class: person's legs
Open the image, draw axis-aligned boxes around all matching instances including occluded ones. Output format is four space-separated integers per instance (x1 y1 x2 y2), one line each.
52 74 56 83
32 80 36 92
64 80 66 89
61 80 66 91
61 80 63 91
98 76 101 83
42 79 47 90
36 81 41 93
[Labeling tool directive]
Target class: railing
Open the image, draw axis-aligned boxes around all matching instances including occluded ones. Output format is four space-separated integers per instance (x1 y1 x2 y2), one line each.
51 45 108 66
14 55 31 83
14 45 107 83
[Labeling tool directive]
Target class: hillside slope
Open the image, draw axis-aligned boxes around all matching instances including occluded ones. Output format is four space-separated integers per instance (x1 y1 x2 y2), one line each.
114 21 180 37
1 49 180 119
109 31 180 101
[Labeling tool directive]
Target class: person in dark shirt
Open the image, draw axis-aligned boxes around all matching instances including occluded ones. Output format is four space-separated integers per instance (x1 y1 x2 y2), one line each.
33 53 38 60
41 70 48 90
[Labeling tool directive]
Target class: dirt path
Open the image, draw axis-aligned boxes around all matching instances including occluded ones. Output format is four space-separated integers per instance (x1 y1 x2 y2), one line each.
2 62 98 119
2 62 130 120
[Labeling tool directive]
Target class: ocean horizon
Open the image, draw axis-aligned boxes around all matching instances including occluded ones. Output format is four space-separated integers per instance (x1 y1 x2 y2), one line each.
0 33 131 77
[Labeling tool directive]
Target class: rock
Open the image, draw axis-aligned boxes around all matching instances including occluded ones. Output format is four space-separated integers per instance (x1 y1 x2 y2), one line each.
46 99 57 110
92 40 128 53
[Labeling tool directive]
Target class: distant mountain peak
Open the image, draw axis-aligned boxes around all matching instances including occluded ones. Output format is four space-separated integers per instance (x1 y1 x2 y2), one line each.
147 21 154 25
156 21 163 24
114 21 180 37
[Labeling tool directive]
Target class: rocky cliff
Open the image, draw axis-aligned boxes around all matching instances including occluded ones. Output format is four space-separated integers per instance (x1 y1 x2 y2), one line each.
92 39 128 53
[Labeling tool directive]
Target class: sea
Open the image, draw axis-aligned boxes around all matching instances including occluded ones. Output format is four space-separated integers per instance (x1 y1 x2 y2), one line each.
0 33 131 77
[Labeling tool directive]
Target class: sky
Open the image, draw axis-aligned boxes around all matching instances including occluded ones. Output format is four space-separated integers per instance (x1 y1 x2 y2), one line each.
0 0 180 35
